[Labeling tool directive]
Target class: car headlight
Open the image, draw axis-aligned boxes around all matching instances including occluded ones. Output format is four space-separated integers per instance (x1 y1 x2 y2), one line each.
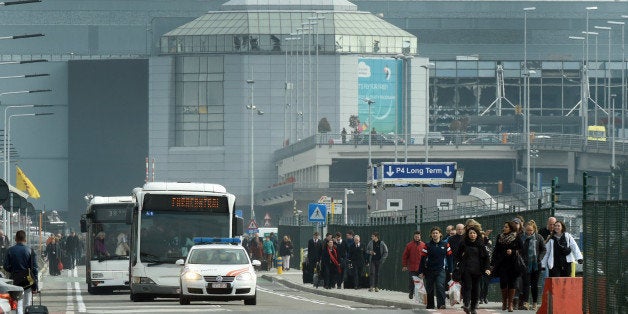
91 272 104 279
182 271 202 281
236 272 253 281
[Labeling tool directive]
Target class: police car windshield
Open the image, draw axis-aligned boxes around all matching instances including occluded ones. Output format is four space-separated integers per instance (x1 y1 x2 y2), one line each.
188 248 249 265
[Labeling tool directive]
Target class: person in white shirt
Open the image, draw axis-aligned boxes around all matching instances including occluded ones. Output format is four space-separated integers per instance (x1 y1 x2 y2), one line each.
541 220 583 277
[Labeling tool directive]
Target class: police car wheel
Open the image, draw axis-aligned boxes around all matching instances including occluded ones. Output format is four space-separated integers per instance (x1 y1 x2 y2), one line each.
179 295 190 305
244 293 257 305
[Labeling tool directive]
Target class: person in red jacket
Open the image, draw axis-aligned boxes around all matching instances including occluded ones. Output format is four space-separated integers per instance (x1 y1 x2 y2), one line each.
402 230 426 299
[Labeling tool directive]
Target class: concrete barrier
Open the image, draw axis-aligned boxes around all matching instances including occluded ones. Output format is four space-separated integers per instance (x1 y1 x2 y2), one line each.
537 277 582 314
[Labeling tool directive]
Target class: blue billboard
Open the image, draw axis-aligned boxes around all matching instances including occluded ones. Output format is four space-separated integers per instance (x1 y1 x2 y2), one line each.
357 58 403 135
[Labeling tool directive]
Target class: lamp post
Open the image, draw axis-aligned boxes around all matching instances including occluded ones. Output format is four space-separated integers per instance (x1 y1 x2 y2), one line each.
285 36 300 145
611 94 617 167
595 26 612 135
570 35 587 143
308 13 325 133
420 63 433 162
7 112 53 185
362 98 375 166
586 7 598 64
583 31 599 123
302 21 316 135
3 104 53 181
246 79 264 222
523 7 535 210
397 54 413 161
343 188 354 224
608 20 625 134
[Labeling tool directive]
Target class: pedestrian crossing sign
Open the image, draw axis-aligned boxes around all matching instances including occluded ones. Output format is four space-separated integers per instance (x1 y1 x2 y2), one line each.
308 203 327 222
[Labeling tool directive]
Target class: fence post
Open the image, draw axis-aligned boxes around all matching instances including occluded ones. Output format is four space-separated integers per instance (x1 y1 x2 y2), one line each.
582 171 587 201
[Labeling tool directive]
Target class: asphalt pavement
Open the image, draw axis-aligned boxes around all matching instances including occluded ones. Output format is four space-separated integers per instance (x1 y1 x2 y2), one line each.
261 269 539 313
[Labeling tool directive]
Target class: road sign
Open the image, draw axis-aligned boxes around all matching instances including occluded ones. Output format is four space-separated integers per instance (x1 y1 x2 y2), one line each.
247 219 259 230
379 162 456 184
308 203 327 223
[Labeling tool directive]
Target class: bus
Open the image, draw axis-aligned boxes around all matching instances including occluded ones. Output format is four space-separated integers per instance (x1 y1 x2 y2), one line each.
129 182 242 302
80 196 134 294
587 125 606 142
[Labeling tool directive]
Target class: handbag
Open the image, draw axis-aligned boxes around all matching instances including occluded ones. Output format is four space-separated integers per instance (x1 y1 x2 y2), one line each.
452 262 462 282
362 263 370 277
58 260 64 271
515 252 527 274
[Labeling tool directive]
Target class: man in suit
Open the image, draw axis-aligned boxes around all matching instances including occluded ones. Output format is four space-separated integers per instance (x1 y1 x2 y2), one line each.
307 232 323 275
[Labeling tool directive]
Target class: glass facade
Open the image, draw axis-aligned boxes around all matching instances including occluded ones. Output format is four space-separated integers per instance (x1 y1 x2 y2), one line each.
429 60 626 134
174 56 225 147
161 11 416 55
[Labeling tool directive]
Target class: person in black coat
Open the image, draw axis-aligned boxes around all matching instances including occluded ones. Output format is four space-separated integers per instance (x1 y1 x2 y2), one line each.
348 234 366 289
307 232 323 273
491 221 523 312
321 239 341 289
455 226 491 314
520 220 546 311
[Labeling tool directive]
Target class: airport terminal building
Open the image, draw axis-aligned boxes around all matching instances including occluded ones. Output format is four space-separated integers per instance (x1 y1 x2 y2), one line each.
0 0 626 226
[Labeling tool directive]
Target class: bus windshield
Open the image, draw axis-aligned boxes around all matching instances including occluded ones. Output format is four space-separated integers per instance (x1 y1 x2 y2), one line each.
90 204 132 261
139 211 230 264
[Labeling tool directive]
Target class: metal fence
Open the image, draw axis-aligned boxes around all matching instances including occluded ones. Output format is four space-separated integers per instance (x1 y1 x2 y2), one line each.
582 200 627 314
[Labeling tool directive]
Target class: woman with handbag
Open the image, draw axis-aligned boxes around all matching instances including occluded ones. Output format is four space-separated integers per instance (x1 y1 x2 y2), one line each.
541 220 583 278
490 221 522 312
279 235 293 271
520 220 546 311
455 226 491 314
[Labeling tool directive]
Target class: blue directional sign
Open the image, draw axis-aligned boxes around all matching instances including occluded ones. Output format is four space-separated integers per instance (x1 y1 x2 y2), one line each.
308 203 327 223
380 162 457 184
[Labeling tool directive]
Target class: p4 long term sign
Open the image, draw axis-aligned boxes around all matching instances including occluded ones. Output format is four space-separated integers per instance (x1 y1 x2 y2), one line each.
379 162 457 185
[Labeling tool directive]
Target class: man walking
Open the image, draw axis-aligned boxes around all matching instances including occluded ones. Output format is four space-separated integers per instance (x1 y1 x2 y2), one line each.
402 230 426 299
4 230 38 314
366 232 388 292
65 231 80 269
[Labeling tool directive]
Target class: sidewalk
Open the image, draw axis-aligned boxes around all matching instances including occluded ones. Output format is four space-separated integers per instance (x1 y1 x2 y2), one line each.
261 270 537 312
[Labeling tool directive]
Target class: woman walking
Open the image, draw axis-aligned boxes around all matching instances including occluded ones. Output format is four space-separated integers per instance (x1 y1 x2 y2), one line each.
321 239 341 289
279 235 294 271
541 220 583 277
520 220 546 310
420 227 453 310
491 221 522 312
455 226 491 314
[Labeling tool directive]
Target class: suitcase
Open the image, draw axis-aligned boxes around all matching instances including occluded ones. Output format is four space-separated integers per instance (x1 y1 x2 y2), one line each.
302 261 313 284
25 292 48 314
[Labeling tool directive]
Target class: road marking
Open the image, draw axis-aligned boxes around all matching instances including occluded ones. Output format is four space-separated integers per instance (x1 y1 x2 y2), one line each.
74 281 86 312
66 282 74 312
257 286 358 310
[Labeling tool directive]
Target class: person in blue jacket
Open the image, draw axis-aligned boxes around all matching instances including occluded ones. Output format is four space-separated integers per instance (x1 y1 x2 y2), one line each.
420 226 453 310
4 230 38 314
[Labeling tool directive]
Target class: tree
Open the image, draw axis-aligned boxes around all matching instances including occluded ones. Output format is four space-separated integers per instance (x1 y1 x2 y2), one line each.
318 117 331 133
349 115 360 132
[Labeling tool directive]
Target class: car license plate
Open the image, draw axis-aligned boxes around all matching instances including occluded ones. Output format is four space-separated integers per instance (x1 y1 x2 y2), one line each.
211 283 229 289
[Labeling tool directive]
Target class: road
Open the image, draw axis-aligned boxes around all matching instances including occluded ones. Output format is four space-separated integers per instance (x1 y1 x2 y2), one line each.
36 267 416 313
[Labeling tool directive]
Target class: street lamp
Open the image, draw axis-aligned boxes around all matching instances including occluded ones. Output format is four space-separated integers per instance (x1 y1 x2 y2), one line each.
3 103 53 180
343 188 354 224
362 98 375 166
246 79 263 222
594 26 612 134
0 74 49 80
0 33 44 40
308 13 325 133
420 62 433 162
7 112 53 185
0 0 41 6
523 7 535 210
583 31 599 123
608 20 625 133
585 7 598 64
395 54 413 161
570 35 587 141
611 94 617 167
284 36 300 145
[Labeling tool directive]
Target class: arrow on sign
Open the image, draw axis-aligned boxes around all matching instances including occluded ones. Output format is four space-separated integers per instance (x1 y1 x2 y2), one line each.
444 166 452 177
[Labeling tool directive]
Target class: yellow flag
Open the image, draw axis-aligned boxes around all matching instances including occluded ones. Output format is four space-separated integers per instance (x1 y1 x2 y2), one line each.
16 166 41 199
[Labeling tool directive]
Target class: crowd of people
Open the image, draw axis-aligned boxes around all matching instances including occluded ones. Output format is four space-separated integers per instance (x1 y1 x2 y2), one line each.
44 231 83 276
403 216 583 313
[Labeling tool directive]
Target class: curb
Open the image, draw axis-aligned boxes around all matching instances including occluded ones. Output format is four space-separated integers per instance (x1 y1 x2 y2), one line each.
261 274 416 310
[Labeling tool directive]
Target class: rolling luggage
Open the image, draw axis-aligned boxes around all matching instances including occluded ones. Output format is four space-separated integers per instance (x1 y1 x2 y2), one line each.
25 292 48 314
302 261 313 283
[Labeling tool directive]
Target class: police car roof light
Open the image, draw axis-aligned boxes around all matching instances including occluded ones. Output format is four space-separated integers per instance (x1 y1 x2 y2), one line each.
192 237 241 245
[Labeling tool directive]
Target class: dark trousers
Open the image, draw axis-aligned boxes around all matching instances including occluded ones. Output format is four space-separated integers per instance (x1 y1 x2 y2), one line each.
549 260 570 277
480 273 490 301
408 270 420 293
424 269 446 309
522 270 541 303
369 259 382 288
461 271 481 309
324 265 339 288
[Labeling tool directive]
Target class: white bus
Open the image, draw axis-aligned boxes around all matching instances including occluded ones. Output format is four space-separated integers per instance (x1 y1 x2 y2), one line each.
80 196 134 294
129 182 242 302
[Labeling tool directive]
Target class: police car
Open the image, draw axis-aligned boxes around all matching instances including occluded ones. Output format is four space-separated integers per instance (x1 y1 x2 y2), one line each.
176 237 261 305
